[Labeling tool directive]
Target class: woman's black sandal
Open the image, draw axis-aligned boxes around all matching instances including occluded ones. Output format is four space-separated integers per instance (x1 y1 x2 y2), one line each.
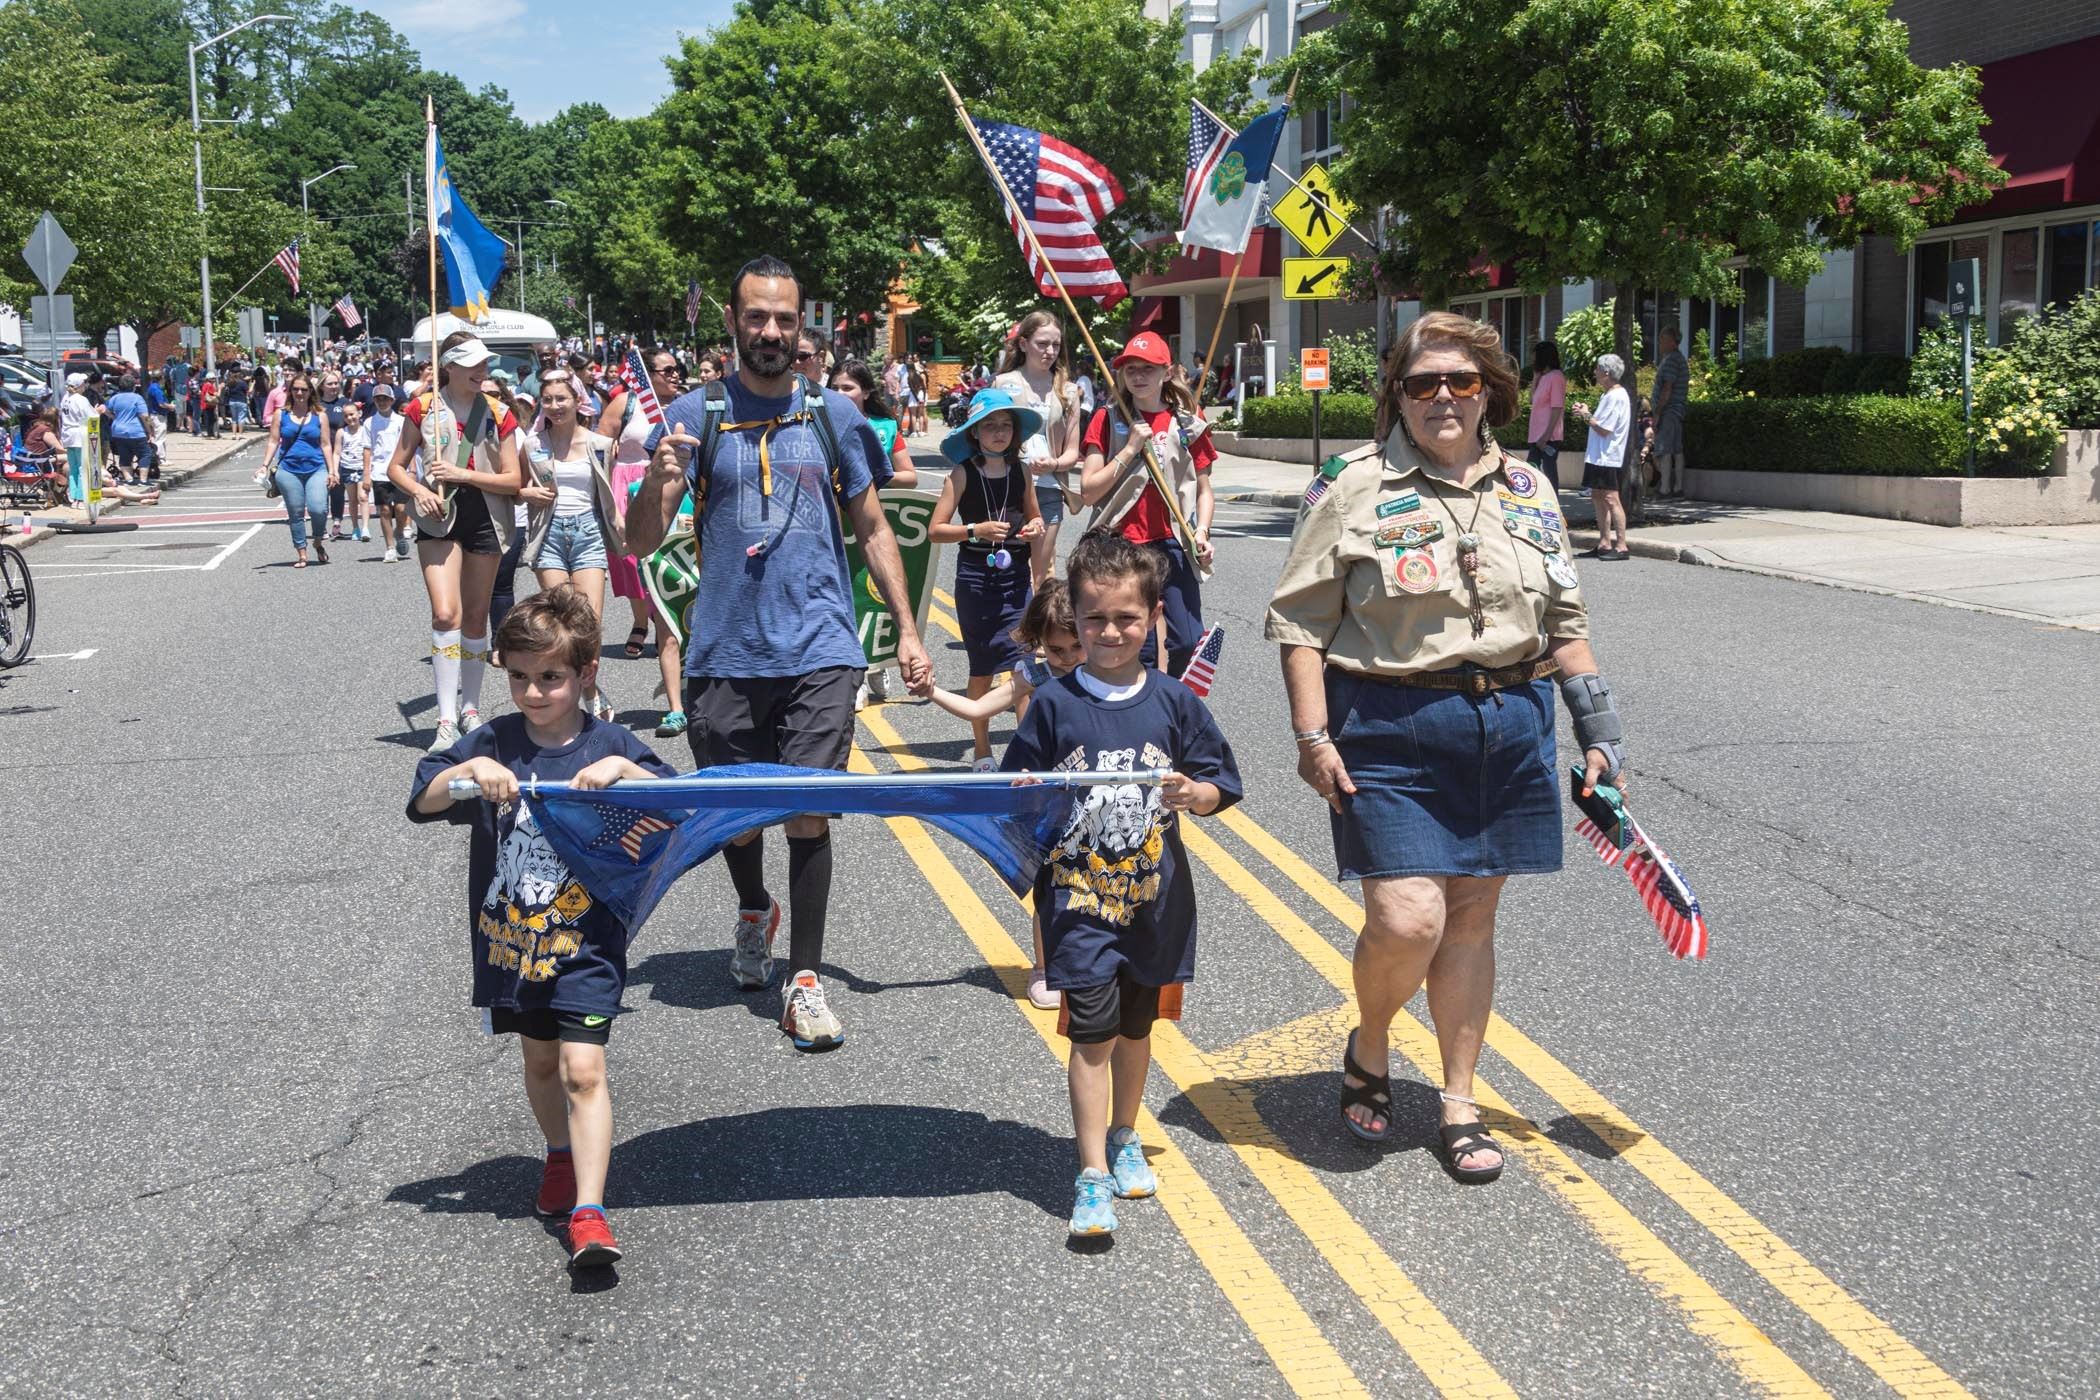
1436 1091 1505 1183
623 626 650 659
1340 1028 1394 1143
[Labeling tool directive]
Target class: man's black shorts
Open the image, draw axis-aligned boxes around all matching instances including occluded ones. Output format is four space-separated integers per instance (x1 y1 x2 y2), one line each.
683 667 859 772
487 1007 613 1045
1058 971 1184 1045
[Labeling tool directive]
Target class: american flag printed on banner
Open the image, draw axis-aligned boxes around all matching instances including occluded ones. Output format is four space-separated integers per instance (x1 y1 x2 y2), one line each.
971 119 1127 307
332 294 361 329
274 238 302 295
1182 101 1231 232
576 800 675 863
1575 812 1709 959
619 348 666 425
1180 623 1225 698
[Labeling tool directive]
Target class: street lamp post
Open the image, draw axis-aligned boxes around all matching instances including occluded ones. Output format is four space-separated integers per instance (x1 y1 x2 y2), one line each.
300 163 355 353
502 202 571 315
188 13 291 378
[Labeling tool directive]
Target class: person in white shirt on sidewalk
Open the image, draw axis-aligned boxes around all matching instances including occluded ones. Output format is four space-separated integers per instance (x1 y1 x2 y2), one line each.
1571 354 1632 561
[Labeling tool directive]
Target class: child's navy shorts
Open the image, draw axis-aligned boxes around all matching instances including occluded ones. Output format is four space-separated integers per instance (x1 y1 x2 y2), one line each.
487 1007 614 1045
1057 970 1185 1044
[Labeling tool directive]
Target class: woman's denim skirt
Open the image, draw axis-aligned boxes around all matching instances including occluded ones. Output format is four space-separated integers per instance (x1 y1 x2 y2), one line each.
1326 667 1563 881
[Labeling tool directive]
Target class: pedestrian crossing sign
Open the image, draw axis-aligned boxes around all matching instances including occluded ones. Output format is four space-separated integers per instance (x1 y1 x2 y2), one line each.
1272 164 1354 256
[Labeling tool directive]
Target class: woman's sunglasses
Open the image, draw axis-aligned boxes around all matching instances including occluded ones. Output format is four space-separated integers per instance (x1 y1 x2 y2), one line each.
1400 371 1485 401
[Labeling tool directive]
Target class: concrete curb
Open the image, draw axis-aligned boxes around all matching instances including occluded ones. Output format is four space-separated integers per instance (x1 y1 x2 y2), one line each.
1218 489 1303 509
8 436 255 552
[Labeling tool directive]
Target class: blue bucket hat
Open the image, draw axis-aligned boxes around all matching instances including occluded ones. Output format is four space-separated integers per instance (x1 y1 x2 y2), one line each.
941 387 1045 465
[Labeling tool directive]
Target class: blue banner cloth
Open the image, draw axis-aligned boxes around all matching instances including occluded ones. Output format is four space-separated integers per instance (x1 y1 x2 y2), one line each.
430 126 508 321
524 764 1084 932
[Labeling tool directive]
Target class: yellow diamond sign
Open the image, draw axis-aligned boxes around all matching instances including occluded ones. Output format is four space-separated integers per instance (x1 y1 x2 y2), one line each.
1272 164 1355 256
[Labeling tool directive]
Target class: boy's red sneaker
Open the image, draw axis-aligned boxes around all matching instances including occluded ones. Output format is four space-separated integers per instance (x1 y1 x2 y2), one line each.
535 1152 576 1217
565 1209 622 1268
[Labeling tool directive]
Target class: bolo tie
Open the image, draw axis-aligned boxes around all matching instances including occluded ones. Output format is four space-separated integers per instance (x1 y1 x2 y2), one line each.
1426 477 1489 639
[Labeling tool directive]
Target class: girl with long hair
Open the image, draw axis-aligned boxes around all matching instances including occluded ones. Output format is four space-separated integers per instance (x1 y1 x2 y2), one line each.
993 312 1082 591
386 331 525 750
522 368 624 722
600 346 686 725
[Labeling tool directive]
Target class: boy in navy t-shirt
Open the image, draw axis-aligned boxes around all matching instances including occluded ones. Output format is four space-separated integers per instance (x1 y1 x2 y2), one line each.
410 587 676 1269
1002 534 1242 1238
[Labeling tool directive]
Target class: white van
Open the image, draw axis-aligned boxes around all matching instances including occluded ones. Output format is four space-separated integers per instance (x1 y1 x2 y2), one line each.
407 309 560 383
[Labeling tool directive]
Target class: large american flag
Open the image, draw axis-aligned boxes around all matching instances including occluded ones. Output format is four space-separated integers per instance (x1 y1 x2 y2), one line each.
273 238 301 295
1180 623 1225 698
972 119 1127 307
332 294 361 329
618 348 665 425
1182 101 1231 231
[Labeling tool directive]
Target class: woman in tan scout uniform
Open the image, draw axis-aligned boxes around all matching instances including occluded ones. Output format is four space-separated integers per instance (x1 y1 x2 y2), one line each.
1264 311 1630 1182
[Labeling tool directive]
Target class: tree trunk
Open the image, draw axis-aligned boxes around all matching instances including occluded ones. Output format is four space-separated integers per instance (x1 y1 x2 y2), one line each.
1612 284 1636 368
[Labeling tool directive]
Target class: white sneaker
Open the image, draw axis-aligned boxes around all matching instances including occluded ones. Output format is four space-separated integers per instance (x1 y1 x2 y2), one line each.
1026 969 1061 1011
866 669 889 700
459 705 484 734
381 546 398 563
730 900 780 989
854 681 869 713
779 968 844 1050
426 719 461 753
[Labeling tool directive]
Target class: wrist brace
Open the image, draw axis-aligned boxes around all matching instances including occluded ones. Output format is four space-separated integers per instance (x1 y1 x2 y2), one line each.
1557 671 1624 779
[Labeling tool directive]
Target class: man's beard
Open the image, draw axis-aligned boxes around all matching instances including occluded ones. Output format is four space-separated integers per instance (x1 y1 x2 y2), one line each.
738 329 794 378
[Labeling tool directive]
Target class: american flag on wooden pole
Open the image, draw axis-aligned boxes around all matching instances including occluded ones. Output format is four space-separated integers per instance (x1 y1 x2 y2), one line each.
969 118 1127 307
685 278 702 330
273 238 302 295
1180 623 1225 698
332 294 361 329
618 348 665 425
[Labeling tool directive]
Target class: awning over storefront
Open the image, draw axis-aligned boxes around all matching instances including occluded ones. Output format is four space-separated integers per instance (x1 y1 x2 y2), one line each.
1129 296 1182 334
1130 228 1283 297
1964 33 2100 220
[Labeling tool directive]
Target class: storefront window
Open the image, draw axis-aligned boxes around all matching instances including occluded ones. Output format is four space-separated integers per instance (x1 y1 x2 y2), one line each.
1912 234 1988 349
1740 270 1771 359
2044 221 2092 310
1998 228 2039 338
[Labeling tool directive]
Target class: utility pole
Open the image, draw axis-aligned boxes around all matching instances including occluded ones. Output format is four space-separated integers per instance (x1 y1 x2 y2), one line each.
301 163 354 355
188 12 291 376
405 170 413 237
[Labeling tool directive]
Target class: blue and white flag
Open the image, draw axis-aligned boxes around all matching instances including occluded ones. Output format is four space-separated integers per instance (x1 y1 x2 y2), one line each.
520 764 1150 933
1179 105 1288 256
425 116 507 322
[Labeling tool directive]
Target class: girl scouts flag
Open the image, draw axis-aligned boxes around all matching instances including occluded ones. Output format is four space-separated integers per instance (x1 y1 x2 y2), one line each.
483 765 1166 933
426 114 507 321
1573 784 1710 960
1180 103 1288 255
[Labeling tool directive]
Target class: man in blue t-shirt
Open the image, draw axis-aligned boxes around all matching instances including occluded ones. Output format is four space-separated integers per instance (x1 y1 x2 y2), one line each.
104 374 153 485
628 254 929 1053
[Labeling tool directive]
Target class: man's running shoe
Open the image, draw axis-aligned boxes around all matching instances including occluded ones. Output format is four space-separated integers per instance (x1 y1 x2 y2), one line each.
780 969 844 1050
534 1151 575 1217
459 705 484 734
730 901 780 989
1108 1127 1157 1199
427 719 461 753
1070 1169 1117 1236
565 1208 622 1268
655 710 687 737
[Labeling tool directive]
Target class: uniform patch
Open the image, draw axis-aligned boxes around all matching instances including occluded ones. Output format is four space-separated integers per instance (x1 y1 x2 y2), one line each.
1375 518 1444 549
1375 490 1423 519
1304 476 1330 509
1505 466 1539 498
1545 553 1580 589
1394 548 1440 594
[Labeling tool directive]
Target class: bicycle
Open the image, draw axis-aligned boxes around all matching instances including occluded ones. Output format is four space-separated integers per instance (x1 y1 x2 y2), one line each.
0 525 32 668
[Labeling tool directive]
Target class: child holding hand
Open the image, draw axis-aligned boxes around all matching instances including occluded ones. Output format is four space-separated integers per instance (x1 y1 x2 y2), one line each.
408 586 677 1270
1001 534 1242 1237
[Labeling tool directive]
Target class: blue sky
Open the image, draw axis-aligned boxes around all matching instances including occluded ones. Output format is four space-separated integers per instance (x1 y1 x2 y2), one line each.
364 1 739 123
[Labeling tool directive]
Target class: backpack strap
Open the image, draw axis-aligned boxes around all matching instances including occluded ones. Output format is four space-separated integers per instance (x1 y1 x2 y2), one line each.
797 374 846 501
691 382 731 496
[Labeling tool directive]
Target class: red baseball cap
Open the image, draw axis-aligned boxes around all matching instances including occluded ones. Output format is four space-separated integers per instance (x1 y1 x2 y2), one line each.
1113 332 1173 368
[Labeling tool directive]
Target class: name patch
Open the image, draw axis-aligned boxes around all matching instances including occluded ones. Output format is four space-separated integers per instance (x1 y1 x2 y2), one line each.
1375 490 1423 519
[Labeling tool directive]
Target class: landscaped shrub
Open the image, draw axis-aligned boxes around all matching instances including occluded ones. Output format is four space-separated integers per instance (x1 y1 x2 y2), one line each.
1685 396 1964 476
2003 287 2100 429
1556 300 1641 380
1912 320 2064 470
1239 390 1375 440
1735 346 1914 399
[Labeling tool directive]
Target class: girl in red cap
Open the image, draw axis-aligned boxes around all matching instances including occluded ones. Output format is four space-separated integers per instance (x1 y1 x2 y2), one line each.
1078 332 1217 675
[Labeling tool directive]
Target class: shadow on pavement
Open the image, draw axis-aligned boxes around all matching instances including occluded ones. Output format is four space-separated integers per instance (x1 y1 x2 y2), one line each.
1158 1070 1446 1174
630 949 1003 1018
387 1105 1070 1218
1542 1113 1642 1161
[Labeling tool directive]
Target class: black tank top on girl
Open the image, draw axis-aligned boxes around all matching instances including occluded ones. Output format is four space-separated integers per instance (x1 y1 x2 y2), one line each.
957 458 1029 567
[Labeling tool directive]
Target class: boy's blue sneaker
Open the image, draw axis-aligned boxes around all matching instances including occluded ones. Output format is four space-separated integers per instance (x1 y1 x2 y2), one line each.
1069 1168 1117 1236
1108 1127 1157 1199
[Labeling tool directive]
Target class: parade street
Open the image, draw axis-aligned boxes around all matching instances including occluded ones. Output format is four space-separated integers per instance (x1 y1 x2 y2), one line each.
2 443 2095 1398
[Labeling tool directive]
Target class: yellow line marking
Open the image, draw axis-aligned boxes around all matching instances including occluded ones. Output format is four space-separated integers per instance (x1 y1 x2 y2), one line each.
929 603 960 639
1210 1005 1360 1077
1183 821 1829 1398
847 742 1370 1399
934 586 957 609
1215 808 1974 1399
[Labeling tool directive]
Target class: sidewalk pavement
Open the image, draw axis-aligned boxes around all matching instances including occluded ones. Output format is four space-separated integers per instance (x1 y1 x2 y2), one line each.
5 428 259 550
1201 447 2100 633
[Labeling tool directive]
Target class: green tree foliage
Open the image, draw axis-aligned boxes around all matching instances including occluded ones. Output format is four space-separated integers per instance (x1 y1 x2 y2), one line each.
1289 0 2004 358
1555 300 1641 380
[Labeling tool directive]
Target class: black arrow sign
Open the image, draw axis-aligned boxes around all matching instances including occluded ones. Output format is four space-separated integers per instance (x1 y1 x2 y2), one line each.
1294 262 1340 296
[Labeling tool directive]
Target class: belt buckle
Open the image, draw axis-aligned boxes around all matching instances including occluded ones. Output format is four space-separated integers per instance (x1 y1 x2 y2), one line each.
1467 671 1489 698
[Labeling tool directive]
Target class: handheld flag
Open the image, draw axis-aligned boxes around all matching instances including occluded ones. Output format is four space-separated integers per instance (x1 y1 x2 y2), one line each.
273 239 302 296
970 118 1127 307
1180 106 1287 255
1180 623 1225 698
507 765 1164 933
1573 777 1710 960
685 279 703 329
332 294 362 330
426 121 508 321
619 349 666 426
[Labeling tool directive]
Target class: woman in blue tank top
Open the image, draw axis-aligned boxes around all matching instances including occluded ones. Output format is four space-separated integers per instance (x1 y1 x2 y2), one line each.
263 372 338 567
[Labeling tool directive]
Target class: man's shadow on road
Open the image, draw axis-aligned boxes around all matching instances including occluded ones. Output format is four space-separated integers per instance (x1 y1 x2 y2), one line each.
629 948 1004 1021
386 1104 1071 1221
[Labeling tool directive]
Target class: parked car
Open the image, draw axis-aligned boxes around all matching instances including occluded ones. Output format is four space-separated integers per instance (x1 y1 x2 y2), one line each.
59 352 131 380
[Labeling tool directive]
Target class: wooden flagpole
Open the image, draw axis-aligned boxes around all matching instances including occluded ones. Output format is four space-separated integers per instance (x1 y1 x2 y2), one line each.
939 71 1207 576
424 95 440 379
1192 78 1297 403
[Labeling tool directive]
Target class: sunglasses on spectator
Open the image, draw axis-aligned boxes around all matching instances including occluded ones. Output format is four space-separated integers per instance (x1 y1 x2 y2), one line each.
793 349 819 362
1400 371 1485 401
651 362 684 379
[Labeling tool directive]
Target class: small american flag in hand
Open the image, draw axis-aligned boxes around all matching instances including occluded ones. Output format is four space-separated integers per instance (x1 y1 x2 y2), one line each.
1180 623 1225 698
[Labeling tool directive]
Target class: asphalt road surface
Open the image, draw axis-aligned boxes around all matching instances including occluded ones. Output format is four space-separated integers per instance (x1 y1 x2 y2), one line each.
3 446 2096 1397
